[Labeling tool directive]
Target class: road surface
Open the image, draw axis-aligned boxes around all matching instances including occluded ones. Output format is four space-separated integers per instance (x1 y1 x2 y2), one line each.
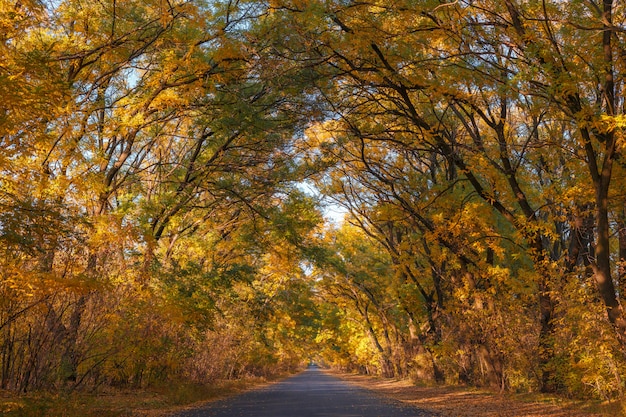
173 366 434 417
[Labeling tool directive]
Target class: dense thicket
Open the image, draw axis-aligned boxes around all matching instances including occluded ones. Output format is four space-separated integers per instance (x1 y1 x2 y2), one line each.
1 0 626 402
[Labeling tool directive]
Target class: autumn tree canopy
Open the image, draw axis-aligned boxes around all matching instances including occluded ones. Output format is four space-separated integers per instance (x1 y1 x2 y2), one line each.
1 0 625 401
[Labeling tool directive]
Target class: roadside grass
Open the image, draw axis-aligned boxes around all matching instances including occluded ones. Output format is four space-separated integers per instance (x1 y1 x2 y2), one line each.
331 370 625 417
578 400 623 416
476 390 626 416
505 393 625 417
0 377 281 417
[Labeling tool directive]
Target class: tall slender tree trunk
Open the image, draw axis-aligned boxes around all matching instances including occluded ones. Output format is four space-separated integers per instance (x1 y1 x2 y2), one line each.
593 159 626 342
618 204 626 297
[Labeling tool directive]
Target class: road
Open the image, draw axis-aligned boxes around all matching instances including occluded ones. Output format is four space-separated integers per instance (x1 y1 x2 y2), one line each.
173 366 434 417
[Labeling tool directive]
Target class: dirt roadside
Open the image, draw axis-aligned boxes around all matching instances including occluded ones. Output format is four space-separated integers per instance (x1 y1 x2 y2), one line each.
330 371 624 417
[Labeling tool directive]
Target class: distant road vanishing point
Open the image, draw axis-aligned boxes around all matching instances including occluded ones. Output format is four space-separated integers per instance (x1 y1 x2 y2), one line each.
173 366 434 417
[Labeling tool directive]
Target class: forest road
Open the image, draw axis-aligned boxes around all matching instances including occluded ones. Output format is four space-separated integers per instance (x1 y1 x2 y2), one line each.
172 366 434 417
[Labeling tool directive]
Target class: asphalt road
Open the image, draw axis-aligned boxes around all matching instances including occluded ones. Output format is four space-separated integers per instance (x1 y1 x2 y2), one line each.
173 366 434 417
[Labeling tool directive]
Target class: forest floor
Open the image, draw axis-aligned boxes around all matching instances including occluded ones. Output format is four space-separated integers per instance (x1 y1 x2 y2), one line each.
332 370 625 417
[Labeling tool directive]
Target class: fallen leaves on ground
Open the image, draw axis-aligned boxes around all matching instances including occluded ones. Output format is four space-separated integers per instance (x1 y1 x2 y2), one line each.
330 371 624 417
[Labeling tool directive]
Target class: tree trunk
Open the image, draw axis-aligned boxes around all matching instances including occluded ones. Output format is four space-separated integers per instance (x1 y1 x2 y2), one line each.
61 295 87 386
594 170 626 342
618 204 626 297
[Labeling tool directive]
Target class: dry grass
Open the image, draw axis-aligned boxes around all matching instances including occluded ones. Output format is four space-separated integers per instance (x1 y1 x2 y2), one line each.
330 371 626 417
0 376 285 417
